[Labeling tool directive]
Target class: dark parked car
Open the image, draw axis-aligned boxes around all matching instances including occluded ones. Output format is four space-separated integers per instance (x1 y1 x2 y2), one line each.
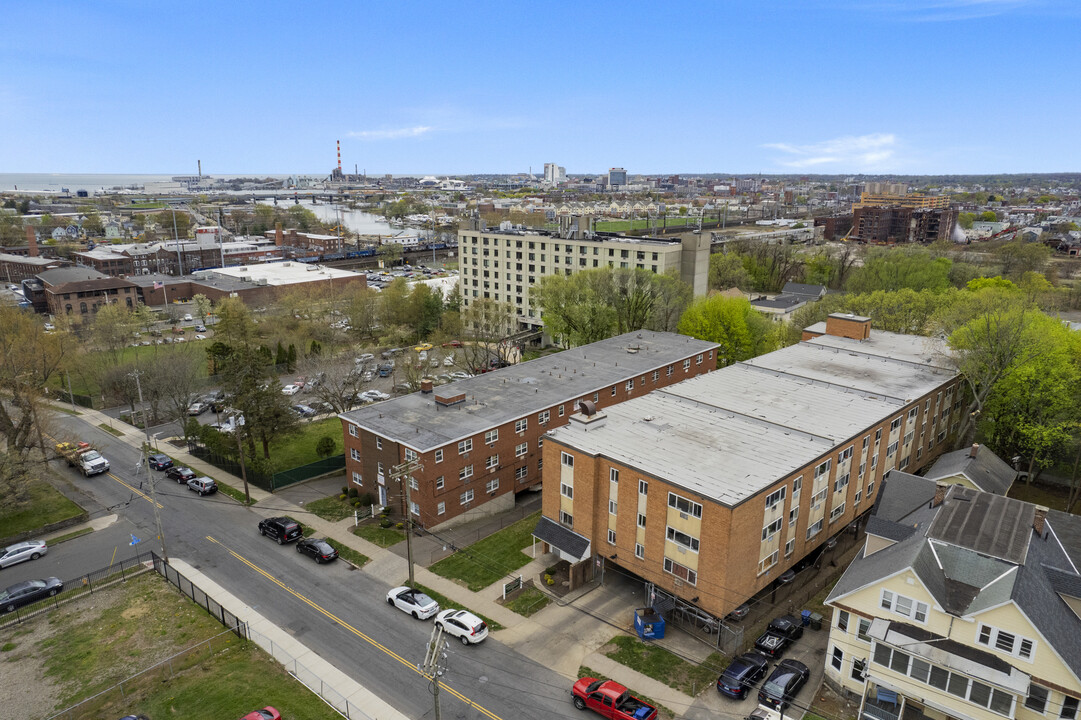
296 537 338 564
726 602 751 622
778 568 797 584
754 614 804 657
758 658 810 710
717 651 770 699
186 477 217 496
0 577 63 613
147 453 173 470
258 516 302 545
166 466 197 484
292 404 316 417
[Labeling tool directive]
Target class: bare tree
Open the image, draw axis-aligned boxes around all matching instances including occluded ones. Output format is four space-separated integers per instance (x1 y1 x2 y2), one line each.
300 351 373 413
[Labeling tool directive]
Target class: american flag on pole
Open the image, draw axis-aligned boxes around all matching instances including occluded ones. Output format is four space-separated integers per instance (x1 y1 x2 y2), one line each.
153 281 164 290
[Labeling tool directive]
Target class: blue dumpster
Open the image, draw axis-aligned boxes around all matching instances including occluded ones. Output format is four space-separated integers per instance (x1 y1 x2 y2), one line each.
801 609 812 627
634 607 665 639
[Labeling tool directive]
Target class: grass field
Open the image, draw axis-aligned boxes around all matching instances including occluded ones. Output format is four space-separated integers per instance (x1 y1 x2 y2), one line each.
59 342 211 397
503 585 550 617
0 572 342 720
324 539 370 568
306 493 362 521
352 522 405 548
269 416 341 469
0 476 84 538
428 511 541 591
602 636 725 696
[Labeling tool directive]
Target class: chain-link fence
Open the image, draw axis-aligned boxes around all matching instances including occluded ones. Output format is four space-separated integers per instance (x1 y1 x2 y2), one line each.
0 551 153 629
45 629 241 720
151 553 245 636
272 454 344 490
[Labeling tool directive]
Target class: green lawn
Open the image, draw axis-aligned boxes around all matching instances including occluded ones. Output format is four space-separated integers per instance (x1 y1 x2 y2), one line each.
9 573 341 720
428 511 541 591
306 493 363 522
324 539 370 568
602 636 726 696
0 476 85 539
413 583 505 631
268 416 342 470
59 343 211 397
352 522 405 548
503 585 550 617
97 422 124 437
1008 481 1075 513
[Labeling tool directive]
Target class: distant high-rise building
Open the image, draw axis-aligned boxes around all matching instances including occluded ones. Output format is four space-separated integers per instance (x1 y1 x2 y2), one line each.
863 181 908 195
607 167 627 188
544 163 566 185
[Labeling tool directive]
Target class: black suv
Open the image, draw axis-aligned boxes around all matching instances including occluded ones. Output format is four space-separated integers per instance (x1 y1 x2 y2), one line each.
754 614 804 657
258 517 302 545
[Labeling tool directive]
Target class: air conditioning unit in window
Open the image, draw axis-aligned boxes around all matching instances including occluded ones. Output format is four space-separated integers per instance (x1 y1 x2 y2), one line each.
679 512 689 520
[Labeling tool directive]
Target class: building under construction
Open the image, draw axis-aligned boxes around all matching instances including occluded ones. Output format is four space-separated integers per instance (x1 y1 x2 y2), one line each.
851 205 957 244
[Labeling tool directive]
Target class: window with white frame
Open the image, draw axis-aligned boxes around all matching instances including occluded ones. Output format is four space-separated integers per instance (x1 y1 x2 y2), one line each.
830 502 846 523
376 438 382 450
867 480 875 496
435 449 443 463
785 538 794 557
857 617 872 642
435 476 444 489
859 461 866 477
652 370 659 382
558 404 565 417
758 550 779 574
683 358 691 370
610 386 617 396
880 590 928 622
560 483 573 499
839 446 853 462
349 424 358 437
560 510 573 526
834 472 850 493
814 459 832 479
515 418 528 433
515 466 528 481
537 436 544 448
538 410 550 424
667 365 673 377
837 610 849 632
852 658 866 683
762 518 782 542
765 486 786 510
486 478 499 493
637 513 646 527
806 519 823 540
485 429 498 444
486 454 499 470
875 429 882 442
976 624 1035 660
459 464 473 481
1061 696 1079 720
792 476 802 495
408 476 418 490
667 527 700 552
871 452 879 469
811 487 828 508
663 557 696 585
872 645 1013 716
831 646 844 671
515 442 528 457
377 461 384 475
561 451 574 467
404 448 417 462
855 489 863 506
609 499 618 515
410 501 419 516
908 407 918 421
625 379 634 391
789 506 799 526
890 416 902 431
350 448 360 461
609 468 619 483
635 543 644 559
696 353 703 365
458 438 472 454
1026 685 1049 713
352 471 362 485
639 479 648 495
460 489 474 504
668 492 702 518
903 430 914 446
607 529 616 544
887 441 898 456
437 501 445 515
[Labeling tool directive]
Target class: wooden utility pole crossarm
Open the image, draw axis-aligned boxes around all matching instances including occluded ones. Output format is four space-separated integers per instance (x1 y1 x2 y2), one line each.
389 458 422 586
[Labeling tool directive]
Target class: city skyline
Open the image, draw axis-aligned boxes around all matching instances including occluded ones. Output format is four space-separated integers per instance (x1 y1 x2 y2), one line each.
1 0 1078 175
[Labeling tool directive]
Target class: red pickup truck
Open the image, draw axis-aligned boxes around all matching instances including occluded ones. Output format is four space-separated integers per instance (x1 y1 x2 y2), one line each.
572 678 657 720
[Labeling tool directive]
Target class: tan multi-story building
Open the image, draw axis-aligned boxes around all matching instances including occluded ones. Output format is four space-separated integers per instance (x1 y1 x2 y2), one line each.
339 331 719 528
824 473 1081 720
536 314 962 623
457 218 710 333
855 193 950 210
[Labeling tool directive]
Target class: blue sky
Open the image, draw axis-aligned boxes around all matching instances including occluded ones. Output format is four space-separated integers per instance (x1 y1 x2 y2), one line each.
1 0 1078 175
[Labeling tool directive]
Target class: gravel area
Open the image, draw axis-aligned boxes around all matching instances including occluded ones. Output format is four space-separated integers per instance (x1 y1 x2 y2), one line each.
0 618 63 720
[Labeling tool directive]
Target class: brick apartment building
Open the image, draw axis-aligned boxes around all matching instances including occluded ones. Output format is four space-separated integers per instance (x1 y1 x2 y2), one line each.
536 314 962 625
266 228 346 257
339 331 719 528
37 267 139 316
0 252 68 285
851 206 957 244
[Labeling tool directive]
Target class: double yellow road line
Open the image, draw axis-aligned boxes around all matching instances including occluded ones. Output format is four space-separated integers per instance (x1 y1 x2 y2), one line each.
206 535 503 720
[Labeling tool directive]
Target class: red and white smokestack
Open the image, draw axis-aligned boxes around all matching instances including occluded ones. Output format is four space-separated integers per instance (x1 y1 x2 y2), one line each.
337 140 341 172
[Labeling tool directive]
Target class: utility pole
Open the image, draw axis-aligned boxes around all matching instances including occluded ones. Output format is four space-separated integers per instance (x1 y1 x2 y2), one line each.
171 207 183 276
421 625 448 720
132 370 168 561
389 458 422 585
234 425 252 503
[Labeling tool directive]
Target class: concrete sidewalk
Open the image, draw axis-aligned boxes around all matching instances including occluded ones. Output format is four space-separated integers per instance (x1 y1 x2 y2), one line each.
168 558 409 720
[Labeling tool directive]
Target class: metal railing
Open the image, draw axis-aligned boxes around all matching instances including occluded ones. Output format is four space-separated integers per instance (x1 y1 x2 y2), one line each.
151 553 245 636
0 551 153 628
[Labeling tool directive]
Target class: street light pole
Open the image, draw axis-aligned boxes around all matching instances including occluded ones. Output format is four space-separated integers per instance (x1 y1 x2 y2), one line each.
132 369 168 561
171 207 183 276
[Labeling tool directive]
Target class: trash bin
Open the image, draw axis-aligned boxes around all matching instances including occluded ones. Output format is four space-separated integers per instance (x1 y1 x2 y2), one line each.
801 609 812 627
634 607 666 639
809 612 823 631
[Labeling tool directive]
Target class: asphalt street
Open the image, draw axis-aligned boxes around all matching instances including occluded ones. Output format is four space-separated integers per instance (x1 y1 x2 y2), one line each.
34 410 586 720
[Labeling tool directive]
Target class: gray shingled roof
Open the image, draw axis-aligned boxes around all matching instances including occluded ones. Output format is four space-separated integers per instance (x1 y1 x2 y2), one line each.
865 515 916 543
782 282 826 299
874 470 936 523
532 516 590 560
925 445 1016 495
1048 510 1081 571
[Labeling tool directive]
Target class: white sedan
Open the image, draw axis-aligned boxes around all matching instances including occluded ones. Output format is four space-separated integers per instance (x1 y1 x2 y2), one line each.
435 609 489 645
281 384 301 396
386 586 439 620
0 540 48 569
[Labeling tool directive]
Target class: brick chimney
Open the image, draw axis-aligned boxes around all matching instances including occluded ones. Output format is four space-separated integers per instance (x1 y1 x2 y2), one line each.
933 481 949 508
25 225 38 257
824 313 871 341
969 443 980 458
275 222 283 247
1033 505 1048 537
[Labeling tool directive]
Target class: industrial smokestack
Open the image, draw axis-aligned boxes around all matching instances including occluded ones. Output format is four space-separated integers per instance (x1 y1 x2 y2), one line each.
25 225 38 257
198 160 202 179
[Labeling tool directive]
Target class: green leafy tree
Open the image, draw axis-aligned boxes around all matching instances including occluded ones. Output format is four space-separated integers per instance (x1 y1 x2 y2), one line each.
994 241 1050 279
316 436 337 458
220 344 299 460
957 212 975 230
677 295 777 367
708 252 751 291
214 297 258 347
979 211 998 222
378 242 404 268
846 247 952 294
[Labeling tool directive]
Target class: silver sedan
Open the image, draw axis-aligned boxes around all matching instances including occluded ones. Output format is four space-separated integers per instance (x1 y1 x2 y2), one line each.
0 540 48 569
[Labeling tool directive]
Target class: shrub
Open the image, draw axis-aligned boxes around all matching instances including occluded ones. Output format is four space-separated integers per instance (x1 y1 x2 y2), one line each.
352 499 362 508
380 517 392 528
359 492 373 505
316 435 336 458
544 574 554 586
395 522 404 530
339 493 347 501
348 487 358 499
341 486 349 496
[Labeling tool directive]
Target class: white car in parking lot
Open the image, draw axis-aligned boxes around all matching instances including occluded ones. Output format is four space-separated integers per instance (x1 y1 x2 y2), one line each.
281 384 301 396
0 540 48 569
435 609 489 645
386 586 439 620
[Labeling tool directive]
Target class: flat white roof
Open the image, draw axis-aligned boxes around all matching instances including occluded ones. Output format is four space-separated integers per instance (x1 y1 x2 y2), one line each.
208 261 361 286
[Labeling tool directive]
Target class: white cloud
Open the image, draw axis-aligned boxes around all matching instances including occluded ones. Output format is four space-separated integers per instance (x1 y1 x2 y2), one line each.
347 126 433 140
764 133 898 170
860 0 1040 22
